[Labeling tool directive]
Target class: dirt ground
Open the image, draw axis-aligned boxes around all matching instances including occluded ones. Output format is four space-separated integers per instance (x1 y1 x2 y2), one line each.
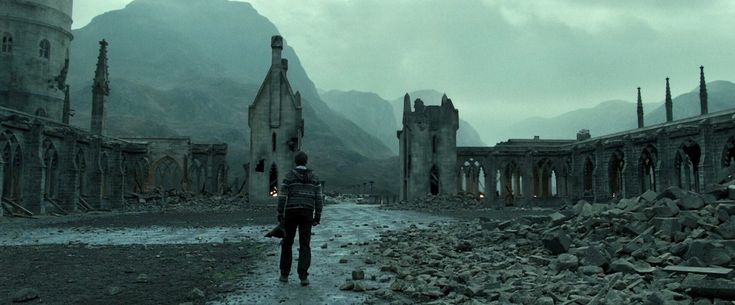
0 204 278 305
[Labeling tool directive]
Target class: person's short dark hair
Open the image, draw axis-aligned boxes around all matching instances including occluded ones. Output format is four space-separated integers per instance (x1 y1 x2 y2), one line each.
295 151 308 166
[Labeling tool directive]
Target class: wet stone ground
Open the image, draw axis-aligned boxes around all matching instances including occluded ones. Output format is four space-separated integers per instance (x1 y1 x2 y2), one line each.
0 202 545 305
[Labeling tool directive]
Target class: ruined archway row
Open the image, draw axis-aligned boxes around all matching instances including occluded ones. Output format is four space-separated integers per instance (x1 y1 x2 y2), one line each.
458 110 735 205
0 114 228 216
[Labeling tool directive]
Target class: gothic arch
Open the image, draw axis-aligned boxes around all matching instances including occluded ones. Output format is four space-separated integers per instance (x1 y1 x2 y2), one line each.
269 162 278 196
582 156 595 196
1 130 23 200
42 138 59 199
151 156 183 192
429 165 440 195
189 158 205 194
640 145 658 192
677 139 701 191
608 150 625 198
75 148 87 197
534 158 554 199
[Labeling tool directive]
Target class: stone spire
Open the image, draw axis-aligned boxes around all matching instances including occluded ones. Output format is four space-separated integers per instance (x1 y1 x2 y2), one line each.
665 77 673 122
91 39 110 135
637 87 644 128
402 93 410 125
700 66 708 115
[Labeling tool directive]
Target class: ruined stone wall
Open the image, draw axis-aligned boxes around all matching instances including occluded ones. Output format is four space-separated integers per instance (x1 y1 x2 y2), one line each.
0 0 74 121
458 108 735 206
398 94 458 201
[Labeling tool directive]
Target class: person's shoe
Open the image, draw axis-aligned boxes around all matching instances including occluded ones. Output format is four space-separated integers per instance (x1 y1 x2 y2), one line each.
300 277 310 286
279 275 288 283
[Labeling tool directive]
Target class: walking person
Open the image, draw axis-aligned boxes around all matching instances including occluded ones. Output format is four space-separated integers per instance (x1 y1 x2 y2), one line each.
277 151 323 286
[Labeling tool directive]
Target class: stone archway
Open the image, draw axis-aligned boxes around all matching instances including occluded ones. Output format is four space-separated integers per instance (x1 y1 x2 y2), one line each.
42 139 59 199
151 156 183 192
608 150 625 198
677 140 701 191
429 165 439 195
582 156 595 197
640 145 657 192
1 130 23 201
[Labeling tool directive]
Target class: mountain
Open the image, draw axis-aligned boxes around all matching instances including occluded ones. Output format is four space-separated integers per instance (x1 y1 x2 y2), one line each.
388 90 486 147
503 80 735 141
321 90 399 153
67 0 394 191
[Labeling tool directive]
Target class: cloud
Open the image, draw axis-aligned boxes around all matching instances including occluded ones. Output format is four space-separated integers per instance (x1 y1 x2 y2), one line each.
73 0 735 143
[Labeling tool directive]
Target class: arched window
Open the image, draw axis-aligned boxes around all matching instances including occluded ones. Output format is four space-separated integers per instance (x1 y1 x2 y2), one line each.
39 39 50 59
1 33 12 53
272 132 276 152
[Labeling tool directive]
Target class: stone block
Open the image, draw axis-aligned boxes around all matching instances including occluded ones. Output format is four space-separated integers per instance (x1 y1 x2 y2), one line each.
716 217 735 239
549 212 570 226
685 240 732 266
581 245 611 269
663 265 733 278
658 186 687 200
556 253 579 271
677 211 700 229
651 217 682 238
679 195 706 210
682 275 735 300
640 190 659 203
542 231 571 255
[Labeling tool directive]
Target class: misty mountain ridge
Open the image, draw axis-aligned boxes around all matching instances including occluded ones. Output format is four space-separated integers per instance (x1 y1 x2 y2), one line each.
67 0 397 192
504 80 735 141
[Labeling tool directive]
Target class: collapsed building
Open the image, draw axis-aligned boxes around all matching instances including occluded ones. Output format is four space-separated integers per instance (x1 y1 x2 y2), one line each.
401 66 735 206
0 0 228 216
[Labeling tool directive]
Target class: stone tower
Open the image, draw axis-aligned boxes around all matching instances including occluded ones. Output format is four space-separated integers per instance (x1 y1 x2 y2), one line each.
398 93 458 201
0 0 74 121
91 39 109 135
247 35 304 204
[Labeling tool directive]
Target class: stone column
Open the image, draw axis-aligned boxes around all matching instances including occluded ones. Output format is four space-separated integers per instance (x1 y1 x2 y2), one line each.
56 129 79 212
656 133 672 192
699 122 715 189
107 144 125 209
623 139 639 198
206 149 214 193
0 158 4 217
21 122 45 214
87 138 104 209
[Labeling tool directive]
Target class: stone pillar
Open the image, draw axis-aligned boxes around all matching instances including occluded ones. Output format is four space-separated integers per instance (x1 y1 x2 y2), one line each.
87 138 104 209
56 129 79 212
623 140 639 198
0 158 4 217
108 144 125 209
21 122 45 214
699 123 715 189
206 149 214 193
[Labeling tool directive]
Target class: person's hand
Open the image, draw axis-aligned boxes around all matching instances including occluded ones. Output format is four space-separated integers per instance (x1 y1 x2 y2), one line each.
312 215 320 226
278 215 284 224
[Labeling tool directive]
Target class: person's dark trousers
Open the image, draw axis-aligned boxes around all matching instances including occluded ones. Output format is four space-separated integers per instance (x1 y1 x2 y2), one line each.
280 208 314 279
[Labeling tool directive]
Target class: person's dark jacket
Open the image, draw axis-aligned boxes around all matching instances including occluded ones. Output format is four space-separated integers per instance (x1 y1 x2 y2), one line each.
277 167 323 222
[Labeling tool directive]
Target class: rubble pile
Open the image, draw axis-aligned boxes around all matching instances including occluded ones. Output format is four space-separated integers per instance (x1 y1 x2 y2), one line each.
349 186 735 304
384 194 489 211
124 194 249 213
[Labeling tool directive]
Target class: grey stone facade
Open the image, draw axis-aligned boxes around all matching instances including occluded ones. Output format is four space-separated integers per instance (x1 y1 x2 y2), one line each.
398 93 458 201
457 68 733 206
0 0 74 121
0 0 228 216
247 35 304 205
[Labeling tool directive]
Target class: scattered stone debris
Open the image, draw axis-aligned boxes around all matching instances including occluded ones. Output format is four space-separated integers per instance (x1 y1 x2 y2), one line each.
383 194 489 211
11 288 39 303
353 186 735 304
123 195 249 213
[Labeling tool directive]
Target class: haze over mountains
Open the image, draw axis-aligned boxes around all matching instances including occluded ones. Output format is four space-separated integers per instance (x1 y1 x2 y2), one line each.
500 80 735 141
67 0 396 191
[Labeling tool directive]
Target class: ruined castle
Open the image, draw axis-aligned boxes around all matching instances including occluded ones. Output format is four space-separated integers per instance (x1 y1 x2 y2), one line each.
0 0 228 216
401 67 735 205
247 35 304 204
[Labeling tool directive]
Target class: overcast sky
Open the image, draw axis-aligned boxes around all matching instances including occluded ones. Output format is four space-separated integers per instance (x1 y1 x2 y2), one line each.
73 0 735 143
